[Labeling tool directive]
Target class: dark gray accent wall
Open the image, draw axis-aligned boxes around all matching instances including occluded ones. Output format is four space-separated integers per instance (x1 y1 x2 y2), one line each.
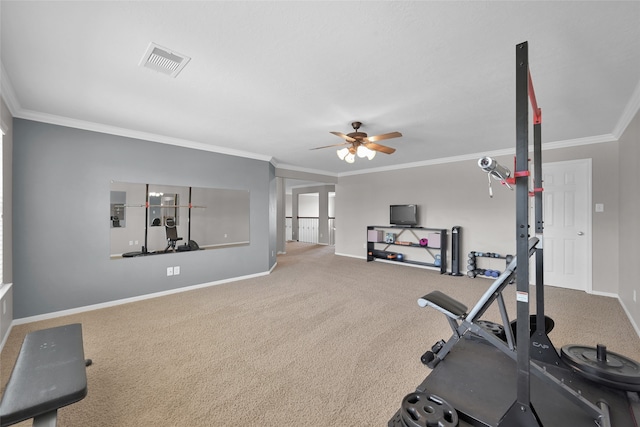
13 119 275 318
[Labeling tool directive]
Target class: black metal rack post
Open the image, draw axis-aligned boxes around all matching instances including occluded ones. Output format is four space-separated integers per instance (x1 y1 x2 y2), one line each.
498 40 542 427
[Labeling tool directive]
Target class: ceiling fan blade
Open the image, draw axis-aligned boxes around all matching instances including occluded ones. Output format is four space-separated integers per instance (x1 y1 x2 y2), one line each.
366 131 402 143
330 131 356 142
364 142 396 154
310 141 350 150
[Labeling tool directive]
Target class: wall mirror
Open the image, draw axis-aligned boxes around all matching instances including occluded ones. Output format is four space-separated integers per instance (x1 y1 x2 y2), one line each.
110 181 250 259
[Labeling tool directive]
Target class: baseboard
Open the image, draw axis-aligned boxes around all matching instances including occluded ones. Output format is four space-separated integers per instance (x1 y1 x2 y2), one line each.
12 270 271 326
0 323 13 353
619 297 640 338
334 252 365 259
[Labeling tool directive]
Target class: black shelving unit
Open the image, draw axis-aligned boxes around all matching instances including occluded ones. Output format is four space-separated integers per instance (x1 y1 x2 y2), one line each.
366 226 448 274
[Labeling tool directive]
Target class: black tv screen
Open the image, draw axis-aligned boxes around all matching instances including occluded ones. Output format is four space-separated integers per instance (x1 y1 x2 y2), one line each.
390 204 418 227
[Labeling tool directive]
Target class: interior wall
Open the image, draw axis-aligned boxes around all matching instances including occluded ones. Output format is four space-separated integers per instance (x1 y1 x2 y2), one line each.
12 119 275 319
618 109 640 331
335 142 620 296
0 97 14 344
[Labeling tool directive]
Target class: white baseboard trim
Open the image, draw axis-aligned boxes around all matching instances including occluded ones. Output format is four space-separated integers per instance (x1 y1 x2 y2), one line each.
589 289 619 299
12 270 271 326
0 323 13 353
334 252 364 259
619 298 640 339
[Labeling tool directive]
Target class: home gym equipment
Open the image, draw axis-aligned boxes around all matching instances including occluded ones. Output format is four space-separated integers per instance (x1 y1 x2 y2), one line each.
0 324 89 427
388 42 640 427
467 251 513 279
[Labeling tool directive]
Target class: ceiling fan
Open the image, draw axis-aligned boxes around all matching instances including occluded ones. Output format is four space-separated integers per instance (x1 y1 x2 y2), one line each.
311 121 402 163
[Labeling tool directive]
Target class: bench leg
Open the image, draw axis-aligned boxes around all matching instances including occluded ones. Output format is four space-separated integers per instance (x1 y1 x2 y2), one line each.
33 410 57 427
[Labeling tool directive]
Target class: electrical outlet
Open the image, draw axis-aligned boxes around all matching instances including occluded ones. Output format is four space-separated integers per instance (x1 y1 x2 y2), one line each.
167 267 174 276
224 233 228 238
129 241 133 246
174 266 180 275
2 300 6 315
634 290 637 303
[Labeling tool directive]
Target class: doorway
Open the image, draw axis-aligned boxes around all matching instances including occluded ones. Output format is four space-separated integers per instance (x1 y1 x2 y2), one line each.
539 159 592 291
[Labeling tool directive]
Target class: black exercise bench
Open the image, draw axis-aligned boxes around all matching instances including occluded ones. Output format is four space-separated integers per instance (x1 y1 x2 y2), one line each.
0 323 89 427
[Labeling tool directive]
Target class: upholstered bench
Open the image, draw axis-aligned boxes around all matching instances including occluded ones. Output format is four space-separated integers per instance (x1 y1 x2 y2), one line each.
0 323 88 427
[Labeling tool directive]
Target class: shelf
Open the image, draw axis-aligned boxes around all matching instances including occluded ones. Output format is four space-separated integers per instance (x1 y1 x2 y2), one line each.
366 225 448 274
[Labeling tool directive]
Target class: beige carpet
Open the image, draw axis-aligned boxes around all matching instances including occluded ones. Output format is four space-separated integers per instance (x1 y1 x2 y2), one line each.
2 242 639 426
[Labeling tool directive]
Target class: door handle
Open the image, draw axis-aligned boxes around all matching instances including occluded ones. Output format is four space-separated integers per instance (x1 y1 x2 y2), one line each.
577 231 584 236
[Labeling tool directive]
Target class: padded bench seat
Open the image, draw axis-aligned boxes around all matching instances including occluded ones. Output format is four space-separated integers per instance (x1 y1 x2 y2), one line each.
418 290 468 319
0 323 88 427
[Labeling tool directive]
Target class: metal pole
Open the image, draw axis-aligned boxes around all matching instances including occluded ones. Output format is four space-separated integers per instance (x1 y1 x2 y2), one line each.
498 40 542 427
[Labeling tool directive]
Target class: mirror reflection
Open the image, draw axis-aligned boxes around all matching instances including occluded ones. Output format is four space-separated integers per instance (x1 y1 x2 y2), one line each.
109 181 250 259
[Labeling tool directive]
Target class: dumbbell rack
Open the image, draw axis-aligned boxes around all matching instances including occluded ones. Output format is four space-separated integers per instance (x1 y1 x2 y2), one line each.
467 251 513 278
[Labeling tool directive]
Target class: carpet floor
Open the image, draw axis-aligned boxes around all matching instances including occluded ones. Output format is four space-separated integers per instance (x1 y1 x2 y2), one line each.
1 242 639 426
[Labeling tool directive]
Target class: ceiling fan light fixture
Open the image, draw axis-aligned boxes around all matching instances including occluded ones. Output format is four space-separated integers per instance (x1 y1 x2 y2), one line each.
345 152 356 163
366 149 376 160
337 147 350 160
356 145 369 158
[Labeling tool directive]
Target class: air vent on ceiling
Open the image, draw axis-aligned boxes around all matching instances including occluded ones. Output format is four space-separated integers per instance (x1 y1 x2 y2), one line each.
139 42 191 78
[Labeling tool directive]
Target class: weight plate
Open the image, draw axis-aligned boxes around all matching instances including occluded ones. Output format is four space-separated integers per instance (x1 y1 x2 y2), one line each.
474 319 506 341
510 315 555 339
400 392 459 427
561 345 640 386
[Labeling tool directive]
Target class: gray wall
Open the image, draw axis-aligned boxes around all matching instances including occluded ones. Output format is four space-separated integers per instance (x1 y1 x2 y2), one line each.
12 119 275 319
619 110 640 330
335 141 622 296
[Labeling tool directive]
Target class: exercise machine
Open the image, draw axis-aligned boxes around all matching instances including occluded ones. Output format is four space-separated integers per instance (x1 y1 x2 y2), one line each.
388 42 640 427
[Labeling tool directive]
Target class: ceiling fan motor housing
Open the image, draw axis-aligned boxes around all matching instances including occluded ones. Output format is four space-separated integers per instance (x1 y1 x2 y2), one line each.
349 132 368 140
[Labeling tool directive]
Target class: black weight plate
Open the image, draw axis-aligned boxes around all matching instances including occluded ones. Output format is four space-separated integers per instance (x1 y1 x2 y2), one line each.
400 392 459 427
561 345 640 386
473 320 506 341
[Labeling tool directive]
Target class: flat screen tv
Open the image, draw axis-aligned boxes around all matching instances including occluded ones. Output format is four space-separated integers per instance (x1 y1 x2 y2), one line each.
390 204 419 227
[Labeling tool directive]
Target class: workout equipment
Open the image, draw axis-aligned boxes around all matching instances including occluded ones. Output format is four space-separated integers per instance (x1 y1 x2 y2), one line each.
0 324 89 427
560 344 640 391
467 251 513 279
392 392 459 427
164 217 183 252
388 42 640 427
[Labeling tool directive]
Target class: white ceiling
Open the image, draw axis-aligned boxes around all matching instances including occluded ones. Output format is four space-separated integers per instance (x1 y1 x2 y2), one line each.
2 1 639 177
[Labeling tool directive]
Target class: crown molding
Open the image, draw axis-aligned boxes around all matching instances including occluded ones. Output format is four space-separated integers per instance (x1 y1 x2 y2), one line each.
337 133 618 178
613 79 640 139
15 108 273 162
0 62 20 116
273 162 338 178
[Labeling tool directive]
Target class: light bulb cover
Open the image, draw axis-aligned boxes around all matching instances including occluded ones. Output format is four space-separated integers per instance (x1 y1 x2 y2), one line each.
345 153 356 163
337 147 349 160
356 145 368 158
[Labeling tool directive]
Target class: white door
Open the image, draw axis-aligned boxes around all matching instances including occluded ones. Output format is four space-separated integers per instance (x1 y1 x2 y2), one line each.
539 159 592 291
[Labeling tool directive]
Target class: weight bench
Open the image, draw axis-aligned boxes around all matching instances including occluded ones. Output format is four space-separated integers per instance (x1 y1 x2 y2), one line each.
418 237 539 368
0 323 89 427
